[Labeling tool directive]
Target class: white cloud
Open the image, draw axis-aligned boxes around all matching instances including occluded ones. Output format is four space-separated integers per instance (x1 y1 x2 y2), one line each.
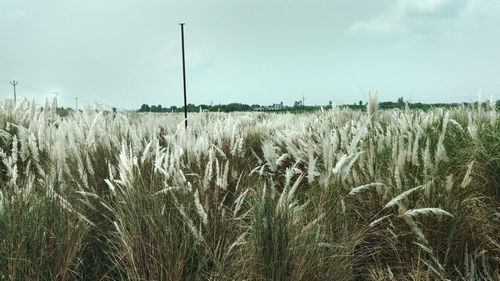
349 16 404 34
396 0 467 17
349 0 469 35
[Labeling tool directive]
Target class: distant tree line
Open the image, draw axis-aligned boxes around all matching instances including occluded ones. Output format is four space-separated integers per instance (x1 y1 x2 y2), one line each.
137 97 500 113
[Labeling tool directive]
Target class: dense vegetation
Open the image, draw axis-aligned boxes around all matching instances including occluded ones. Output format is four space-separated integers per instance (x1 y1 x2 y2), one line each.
137 97 500 113
0 96 498 280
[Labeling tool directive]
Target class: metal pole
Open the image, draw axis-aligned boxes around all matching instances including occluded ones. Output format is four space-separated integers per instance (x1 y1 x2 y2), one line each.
180 23 188 129
10 80 18 102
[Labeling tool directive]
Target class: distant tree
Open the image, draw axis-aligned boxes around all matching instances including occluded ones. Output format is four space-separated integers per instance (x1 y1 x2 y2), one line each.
359 100 363 106
397 97 405 108
56 107 71 117
139 104 150 112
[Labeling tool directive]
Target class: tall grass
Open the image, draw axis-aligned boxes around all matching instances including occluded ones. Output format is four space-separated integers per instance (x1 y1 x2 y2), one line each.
0 97 498 280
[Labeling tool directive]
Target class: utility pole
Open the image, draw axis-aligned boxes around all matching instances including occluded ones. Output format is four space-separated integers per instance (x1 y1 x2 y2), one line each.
302 95 305 108
75 96 78 111
10 80 18 102
180 23 188 129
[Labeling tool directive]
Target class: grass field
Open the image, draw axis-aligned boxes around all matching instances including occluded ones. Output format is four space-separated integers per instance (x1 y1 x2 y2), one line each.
0 96 498 280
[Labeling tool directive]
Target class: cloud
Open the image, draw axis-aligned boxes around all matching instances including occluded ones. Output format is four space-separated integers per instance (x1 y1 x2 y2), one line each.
396 0 467 17
349 16 404 34
349 0 469 35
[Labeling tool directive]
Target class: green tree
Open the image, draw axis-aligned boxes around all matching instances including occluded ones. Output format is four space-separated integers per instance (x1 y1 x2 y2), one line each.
139 104 150 112
397 97 405 108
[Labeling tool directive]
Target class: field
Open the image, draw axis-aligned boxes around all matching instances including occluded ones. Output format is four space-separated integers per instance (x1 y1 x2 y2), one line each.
0 97 498 280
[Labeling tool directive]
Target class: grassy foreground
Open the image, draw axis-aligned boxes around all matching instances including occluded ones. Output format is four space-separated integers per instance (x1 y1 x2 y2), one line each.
0 97 498 280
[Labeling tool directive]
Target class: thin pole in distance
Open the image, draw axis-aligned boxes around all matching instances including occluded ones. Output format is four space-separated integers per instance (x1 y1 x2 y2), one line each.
180 23 188 129
10 80 18 102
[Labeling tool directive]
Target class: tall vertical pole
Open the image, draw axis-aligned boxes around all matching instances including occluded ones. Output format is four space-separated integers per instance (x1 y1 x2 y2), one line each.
180 23 188 129
10 80 18 102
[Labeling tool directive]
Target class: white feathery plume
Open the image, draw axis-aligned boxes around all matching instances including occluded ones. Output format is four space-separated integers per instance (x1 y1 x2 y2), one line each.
406 131 413 162
434 111 449 166
384 184 424 209
397 135 406 173
467 112 478 140
394 166 402 191
367 91 378 121
170 189 203 242
339 128 349 151
153 185 180 195
434 142 448 166
332 154 349 175
233 189 249 217
287 173 304 205
43 98 50 124
251 148 263 165
48 189 95 226
262 140 278 172
85 151 95 177
75 191 99 199
342 151 363 181
331 129 339 155
113 221 130 251
411 129 421 166
212 143 226 159
194 189 208 226
461 160 474 188
348 126 365 155
300 213 325 234
140 140 153 164
203 150 213 191
28 132 39 163
154 152 167 176
368 139 375 177
369 214 393 227
489 96 497 126
445 174 454 192
275 153 290 168
448 118 463 132
50 96 57 121
347 183 385 196
423 138 433 173
11 135 18 164
403 208 453 218
403 215 428 243
216 161 229 190
16 126 29 162
284 165 295 190
225 231 248 258
307 142 318 184
391 135 399 165
0 190 4 215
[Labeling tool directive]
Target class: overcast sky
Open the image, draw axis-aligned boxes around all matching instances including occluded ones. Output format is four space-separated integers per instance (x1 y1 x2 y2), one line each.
1 0 499 109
